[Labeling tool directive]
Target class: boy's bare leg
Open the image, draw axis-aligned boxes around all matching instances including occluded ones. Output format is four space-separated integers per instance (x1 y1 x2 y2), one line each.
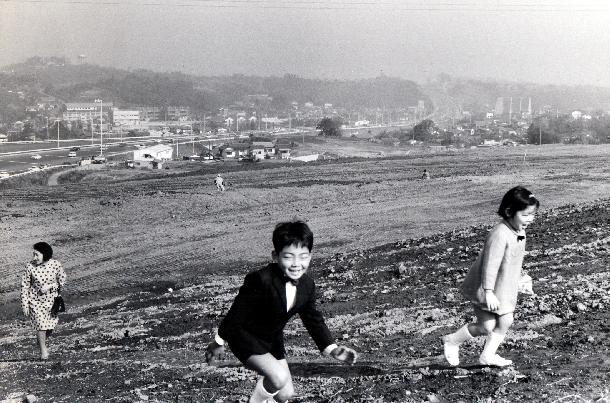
246 353 290 402
274 359 295 403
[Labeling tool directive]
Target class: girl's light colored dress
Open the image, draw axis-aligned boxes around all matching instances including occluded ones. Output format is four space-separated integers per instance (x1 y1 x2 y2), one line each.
20 259 66 330
461 221 526 315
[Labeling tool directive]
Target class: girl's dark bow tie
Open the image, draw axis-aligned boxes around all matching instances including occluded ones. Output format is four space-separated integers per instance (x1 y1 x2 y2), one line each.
517 235 525 241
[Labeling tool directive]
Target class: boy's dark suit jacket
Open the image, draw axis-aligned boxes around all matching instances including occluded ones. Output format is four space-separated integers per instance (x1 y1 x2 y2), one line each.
218 263 334 358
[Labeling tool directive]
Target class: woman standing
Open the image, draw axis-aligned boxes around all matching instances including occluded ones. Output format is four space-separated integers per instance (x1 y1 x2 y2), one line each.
20 242 66 360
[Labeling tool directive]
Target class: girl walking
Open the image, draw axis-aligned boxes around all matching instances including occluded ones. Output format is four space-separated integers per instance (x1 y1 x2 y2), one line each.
442 186 539 367
21 242 67 360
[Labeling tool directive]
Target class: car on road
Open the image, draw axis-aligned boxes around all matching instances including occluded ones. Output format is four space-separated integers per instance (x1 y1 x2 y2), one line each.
31 154 42 160
0 171 10 179
70 147 81 151
92 155 107 164
68 151 77 158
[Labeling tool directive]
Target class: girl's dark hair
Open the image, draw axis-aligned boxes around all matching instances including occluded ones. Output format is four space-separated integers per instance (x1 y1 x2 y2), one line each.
497 186 540 219
33 242 53 262
272 221 314 254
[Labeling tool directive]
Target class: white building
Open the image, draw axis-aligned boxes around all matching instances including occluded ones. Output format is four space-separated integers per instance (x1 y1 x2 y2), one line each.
113 108 141 129
133 144 173 161
64 102 113 123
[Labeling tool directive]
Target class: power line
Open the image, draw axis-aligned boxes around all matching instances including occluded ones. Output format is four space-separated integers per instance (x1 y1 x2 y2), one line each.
1 0 609 11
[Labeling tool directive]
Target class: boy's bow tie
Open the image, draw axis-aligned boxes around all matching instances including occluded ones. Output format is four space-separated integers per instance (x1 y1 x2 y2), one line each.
285 277 299 286
517 235 525 241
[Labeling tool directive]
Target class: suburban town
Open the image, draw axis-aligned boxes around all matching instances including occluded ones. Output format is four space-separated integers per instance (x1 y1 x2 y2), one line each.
1 58 608 178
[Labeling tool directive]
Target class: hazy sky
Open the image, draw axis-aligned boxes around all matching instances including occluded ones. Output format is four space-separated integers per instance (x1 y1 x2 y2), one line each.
1 0 609 86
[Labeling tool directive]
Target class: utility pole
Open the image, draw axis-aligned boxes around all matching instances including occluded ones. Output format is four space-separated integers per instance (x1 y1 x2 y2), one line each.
46 117 49 141
91 117 94 145
56 121 60 148
95 99 103 155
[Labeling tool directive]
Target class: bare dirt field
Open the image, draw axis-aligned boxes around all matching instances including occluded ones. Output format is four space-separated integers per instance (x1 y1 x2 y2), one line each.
0 141 608 402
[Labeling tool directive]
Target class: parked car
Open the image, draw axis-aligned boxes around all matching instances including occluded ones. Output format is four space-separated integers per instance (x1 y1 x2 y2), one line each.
92 155 107 164
0 171 10 179
70 146 81 151
68 151 77 158
31 154 42 160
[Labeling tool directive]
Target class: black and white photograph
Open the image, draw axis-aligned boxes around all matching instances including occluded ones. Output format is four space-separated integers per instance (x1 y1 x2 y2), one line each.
0 0 609 401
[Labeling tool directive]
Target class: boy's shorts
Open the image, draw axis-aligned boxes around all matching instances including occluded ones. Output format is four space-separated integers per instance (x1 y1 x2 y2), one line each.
227 337 286 364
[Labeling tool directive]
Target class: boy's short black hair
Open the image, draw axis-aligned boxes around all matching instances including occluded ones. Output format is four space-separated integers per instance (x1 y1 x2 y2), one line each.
272 221 314 254
497 186 540 219
33 242 53 262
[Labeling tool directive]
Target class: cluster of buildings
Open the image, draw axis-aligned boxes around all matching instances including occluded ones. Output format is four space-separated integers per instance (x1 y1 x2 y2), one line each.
128 138 295 169
62 102 192 131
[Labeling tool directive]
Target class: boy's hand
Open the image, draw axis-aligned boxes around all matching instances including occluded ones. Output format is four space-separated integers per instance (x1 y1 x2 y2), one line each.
484 290 500 311
23 308 29 317
205 341 224 365
330 345 358 365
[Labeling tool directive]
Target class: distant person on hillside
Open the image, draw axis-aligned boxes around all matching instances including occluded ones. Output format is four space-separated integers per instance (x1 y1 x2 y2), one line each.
441 186 539 367
205 221 357 402
21 242 67 360
215 174 225 192
421 169 430 180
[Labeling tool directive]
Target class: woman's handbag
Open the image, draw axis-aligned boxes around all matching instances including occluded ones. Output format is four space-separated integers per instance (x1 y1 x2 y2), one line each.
50 295 66 317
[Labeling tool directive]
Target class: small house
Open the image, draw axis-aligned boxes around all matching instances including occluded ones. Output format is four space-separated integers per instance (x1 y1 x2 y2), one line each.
251 141 275 158
221 143 250 159
250 144 266 160
276 147 291 159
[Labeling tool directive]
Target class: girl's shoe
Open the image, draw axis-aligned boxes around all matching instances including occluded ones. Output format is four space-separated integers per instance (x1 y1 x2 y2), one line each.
479 354 513 367
442 336 460 366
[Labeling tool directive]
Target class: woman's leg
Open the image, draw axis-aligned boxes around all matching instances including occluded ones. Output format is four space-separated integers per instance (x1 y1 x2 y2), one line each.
245 353 290 402
37 330 49 359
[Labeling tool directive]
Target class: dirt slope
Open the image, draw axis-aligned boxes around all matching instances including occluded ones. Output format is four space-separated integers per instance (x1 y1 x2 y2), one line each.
0 142 608 402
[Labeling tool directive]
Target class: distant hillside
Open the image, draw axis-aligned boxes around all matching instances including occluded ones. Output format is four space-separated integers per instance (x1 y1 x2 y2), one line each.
0 58 429 113
424 74 610 117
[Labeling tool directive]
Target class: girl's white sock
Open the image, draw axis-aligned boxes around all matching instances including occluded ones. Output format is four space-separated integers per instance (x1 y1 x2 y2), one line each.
445 324 474 344
442 324 474 366
249 376 279 403
479 331 510 362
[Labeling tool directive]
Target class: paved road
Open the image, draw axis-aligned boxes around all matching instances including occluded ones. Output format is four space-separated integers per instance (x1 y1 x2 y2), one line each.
0 136 229 174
